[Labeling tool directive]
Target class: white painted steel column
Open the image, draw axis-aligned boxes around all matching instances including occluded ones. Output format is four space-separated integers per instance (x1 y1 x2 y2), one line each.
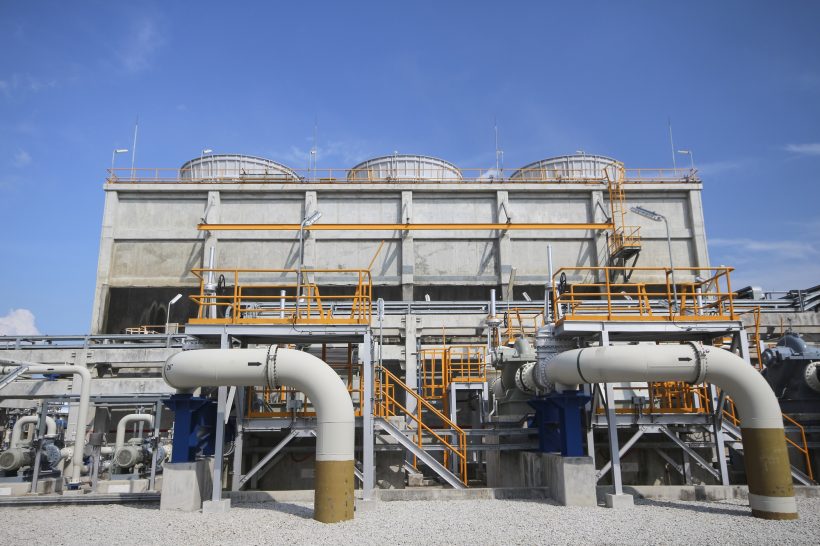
361 332 375 498
600 330 624 496
211 333 229 503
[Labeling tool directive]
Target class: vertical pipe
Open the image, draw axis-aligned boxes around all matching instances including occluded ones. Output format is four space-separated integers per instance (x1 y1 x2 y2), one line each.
280 289 286 319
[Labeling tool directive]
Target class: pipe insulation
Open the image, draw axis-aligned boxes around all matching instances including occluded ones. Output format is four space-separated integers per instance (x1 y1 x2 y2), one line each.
163 347 355 523
10 416 57 448
0 364 90 484
523 343 798 520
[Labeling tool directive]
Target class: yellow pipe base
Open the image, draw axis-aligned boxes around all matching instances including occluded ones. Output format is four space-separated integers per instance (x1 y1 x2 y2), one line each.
741 427 798 520
313 459 354 523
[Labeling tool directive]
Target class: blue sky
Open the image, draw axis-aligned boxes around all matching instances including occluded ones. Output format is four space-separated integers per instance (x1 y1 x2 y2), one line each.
1 1 819 334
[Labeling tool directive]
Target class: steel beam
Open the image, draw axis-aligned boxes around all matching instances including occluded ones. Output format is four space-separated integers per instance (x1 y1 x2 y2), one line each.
197 222 612 232
658 426 720 481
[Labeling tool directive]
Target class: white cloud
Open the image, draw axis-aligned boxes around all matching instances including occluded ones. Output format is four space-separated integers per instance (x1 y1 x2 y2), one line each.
710 238 818 256
273 138 374 170
0 73 56 98
0 309 40 336
13 149 31 168
784 143 820 156
694 159 749 177
710 237 820 291
118 18 164 73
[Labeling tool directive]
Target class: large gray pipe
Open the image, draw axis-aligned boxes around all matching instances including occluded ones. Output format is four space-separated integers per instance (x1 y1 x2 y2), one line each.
0 364 91 484
524 343 798 520
10 416 57 448
163 347 354 523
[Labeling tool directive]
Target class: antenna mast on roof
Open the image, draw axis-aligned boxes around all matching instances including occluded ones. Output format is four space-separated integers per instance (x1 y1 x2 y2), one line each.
130 115 139 178
494 118 504 175
668 117 677 171
310 117 318 181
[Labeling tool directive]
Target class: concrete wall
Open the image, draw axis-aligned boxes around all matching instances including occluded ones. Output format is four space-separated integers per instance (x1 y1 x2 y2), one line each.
91 180 708 333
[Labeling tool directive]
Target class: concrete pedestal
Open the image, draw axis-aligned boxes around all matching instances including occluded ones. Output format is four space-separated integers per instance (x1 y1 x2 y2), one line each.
488 451 596 506
160 459 213 512
605 493 634 509
202 499 231 513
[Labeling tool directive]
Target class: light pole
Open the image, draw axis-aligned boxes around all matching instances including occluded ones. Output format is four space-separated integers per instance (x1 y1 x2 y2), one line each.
166 293 183 334
677 149 695 171
630 206 678 312
297 210 323 298
201 148 213 179
110 148 129 176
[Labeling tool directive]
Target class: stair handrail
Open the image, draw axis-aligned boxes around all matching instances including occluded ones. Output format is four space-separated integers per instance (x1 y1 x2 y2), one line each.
721 396 814 482
376 366 467 484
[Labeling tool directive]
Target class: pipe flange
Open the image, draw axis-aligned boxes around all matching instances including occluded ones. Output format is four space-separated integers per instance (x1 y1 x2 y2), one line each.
687 342 708 385
514 362 539 394
266 345 280 388
805 361 820 394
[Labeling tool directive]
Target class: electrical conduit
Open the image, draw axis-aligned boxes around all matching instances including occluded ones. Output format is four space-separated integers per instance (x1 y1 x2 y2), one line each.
163 347 355 523
523 343 798 520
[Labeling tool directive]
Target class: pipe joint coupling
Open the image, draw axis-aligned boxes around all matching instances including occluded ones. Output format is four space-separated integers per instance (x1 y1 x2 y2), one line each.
687 342 708 385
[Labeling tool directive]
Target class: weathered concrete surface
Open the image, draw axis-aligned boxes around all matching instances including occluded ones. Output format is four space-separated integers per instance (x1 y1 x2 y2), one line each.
536 453 597 506
0 477 63 496
160 459 213 512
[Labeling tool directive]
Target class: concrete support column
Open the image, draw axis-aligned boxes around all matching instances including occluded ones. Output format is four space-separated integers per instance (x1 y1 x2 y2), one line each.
688 189 710 268
90 190 119 334
496 191 513 300
303 191 318 275
202 191 221 270
590 190 606 268
401 191 414 301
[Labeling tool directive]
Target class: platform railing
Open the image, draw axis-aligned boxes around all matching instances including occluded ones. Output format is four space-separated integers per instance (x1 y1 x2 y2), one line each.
189 268 372 326
552 266 736 322
107 166 698 185
246 344 364 418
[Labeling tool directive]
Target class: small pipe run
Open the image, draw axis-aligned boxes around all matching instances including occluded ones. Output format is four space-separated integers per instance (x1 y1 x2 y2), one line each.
10 416 57 448
115 414 155 453
163 347 355 523
0 364 91 485
523 343 798 520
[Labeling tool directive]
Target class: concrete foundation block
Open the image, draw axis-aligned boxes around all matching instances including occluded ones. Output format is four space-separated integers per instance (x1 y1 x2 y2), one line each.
202 499 231 513
517 452 596 506
160 459 213 512
541 453 597 507
605 493 634 509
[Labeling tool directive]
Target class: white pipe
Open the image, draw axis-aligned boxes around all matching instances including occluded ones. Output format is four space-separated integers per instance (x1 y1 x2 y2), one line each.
115 414 154 453
163 347 354 522
525 343 797 520
10 416 57 448
0 364 91 484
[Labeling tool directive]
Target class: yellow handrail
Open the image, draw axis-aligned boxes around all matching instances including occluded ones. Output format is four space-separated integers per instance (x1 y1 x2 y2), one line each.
722 398 813 482
376 367 468 485
553 266 736 322
189 267 372 326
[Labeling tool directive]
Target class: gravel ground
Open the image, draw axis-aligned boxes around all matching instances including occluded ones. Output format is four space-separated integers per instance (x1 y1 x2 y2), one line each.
3 497 819 545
